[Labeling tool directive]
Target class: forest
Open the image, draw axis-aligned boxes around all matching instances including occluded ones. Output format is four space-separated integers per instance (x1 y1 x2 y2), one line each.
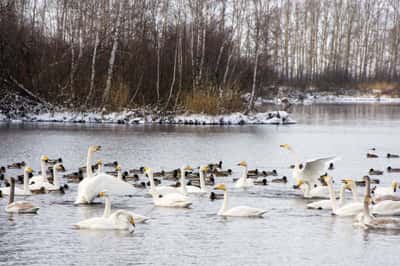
1 0 399 113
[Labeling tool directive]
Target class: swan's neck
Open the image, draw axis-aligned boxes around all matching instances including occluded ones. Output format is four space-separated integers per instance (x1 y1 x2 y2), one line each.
148 172 158 199
180 168 187 195
86 150 94 178
363 178 372 218
303 183 311 198
23 171 29 194
103 195 111 217
117 170 122 181
40 160 47 181
9 179 15 205
53 167 60 188
338 184 345 206
219 189 228 214
241 166 248 180
351 183 359 202
327 179 337 212
199 169 206 192
97 164 102 174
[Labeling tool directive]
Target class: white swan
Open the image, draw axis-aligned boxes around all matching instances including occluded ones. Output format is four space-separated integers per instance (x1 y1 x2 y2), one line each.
0 167 33 196
297 180 330 199
30 163 64 192
234 161 254 189
354 176 400 230
145 167 192 208
75 145 136 204
29 155 49 184
307 182 348 210
214 184 266 217
325 176 363 217
100 191 149 223
74 192 135 232
372 180 398 197
146 167 190 196
280 144 338 188
5 178 39 214
179 165 206 194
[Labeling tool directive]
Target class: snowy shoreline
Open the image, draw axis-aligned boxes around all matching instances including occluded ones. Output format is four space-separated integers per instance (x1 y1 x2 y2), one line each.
0 110 296 125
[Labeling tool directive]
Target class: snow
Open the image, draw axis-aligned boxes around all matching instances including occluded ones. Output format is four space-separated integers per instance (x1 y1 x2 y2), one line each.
0 109 296 125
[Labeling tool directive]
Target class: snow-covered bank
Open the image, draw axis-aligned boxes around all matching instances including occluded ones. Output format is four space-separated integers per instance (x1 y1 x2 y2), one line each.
0 110 296 125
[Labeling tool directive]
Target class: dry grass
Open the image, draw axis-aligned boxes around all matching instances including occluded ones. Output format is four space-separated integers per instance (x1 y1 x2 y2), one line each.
356 81 399 92
183 87 244 115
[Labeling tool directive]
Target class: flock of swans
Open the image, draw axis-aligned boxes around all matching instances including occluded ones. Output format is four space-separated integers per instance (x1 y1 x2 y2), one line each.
2 143 400 233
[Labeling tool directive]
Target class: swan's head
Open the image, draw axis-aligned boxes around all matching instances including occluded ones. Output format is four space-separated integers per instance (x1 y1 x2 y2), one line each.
116 165 122 171
237 161 247 167
53 163 64 171
41 155 49 162
293 179 304 189
392 180 398 192
280 144 292 150
96 160 102 166
342 179 354 190
214 183 227 191
89 145 102 153
321 175 332 184
200 165 209 172
143 167 152 174
182 165 193 171
24 167 33 174
98 191 108 197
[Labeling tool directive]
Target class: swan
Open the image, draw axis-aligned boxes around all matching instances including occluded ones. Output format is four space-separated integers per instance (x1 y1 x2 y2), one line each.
146 167 191 196
234 161 254 188
372 200 400 216
372 180 398 198
74 192 135 232
75 145 136 204
5 177 39 214
99 191 149 223
29 163 65 192
307 182 348 210
0 167 33 196
354 176 400 230
280 144 338 188
296 179 330 199
325 176 363 217
179 166 207 194
145 167 191 208
214 184 266 217
29 155 49 184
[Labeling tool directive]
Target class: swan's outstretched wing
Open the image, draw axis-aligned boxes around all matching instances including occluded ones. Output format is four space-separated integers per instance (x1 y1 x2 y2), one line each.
301 156 339 185
95 174 136 196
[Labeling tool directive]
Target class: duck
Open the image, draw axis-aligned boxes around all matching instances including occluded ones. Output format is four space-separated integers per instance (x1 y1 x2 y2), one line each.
354 175 400 230
214 184 266 217
64 171 83 183
75 145 136 204
0 167 33 196
354 178 380 186
369 168 383 175
74 192 136 232
254 178 268 186
145 167 191 208
271 176 288 183
0 166 6 174
7 161 26 169
5 177 39 214
129 167 144 174
387 166 400 173
104 161 118 168
324 175 363 216
29 155 49 184
387 153 400 158
47 157 63 165
367 153 379 158
371 180 398 198
209 191 224 200
208 161 223 170
234 161 254 188
262 170 278 176
212 169 232 177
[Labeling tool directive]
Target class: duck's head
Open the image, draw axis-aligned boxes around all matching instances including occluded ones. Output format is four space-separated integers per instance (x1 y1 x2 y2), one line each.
41 155 49 162
237 161 247 167
214 183 226 191
280 144 292 150
89 145 102 153
25 166 33 174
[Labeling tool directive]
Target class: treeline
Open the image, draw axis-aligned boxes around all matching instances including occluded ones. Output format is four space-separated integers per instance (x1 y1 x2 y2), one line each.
0 0 399 112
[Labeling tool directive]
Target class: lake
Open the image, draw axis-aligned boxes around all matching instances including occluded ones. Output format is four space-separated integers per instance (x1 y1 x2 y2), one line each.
1 103 400 265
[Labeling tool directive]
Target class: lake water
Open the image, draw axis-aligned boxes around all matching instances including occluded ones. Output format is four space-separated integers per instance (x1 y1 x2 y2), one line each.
1 103 400 265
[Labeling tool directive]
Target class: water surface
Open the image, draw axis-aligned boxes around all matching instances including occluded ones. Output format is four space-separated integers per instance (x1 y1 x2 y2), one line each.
1 103 400 265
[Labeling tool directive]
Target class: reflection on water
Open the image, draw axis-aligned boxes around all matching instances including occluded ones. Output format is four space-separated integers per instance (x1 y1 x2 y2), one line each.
0 104 400 265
